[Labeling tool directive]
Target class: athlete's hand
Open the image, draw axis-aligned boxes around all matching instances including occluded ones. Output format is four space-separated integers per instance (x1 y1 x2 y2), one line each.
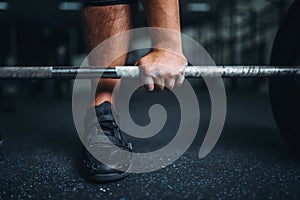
135 49 187 91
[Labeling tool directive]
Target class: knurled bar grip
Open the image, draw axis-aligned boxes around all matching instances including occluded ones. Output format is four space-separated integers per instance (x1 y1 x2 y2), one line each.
0 66 299 79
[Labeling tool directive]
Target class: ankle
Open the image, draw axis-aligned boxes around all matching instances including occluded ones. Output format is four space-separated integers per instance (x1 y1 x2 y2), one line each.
93 92 113 106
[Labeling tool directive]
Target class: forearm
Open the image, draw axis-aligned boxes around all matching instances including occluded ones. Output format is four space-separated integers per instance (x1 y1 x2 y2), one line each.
142 0 183 53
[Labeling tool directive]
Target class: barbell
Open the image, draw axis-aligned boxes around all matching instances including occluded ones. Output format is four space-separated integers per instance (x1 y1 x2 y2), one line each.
1 64 299 156
0 65 299 79
0 1 299 157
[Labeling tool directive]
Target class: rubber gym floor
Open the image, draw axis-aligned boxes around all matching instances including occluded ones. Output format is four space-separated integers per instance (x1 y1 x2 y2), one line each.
0 80 299 199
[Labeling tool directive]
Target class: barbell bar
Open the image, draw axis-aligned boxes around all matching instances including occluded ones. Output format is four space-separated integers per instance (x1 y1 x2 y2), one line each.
0 66 299 79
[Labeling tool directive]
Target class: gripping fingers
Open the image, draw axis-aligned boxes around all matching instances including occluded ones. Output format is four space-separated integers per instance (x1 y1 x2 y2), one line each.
165 78 175 90
154 77 165 91
175 62 187 87
175 73 185 87
143 76 155 91
145 70 183 91
151 71 165 91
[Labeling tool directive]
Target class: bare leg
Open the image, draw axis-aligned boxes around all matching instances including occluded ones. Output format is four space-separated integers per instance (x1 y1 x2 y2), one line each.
83 5 132 106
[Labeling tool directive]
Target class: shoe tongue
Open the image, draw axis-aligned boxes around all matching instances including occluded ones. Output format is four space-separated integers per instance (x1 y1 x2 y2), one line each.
94 101 113 117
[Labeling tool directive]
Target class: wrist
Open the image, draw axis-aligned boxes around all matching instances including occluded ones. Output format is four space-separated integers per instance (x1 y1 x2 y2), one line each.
150 48 186 62
149 28 183 54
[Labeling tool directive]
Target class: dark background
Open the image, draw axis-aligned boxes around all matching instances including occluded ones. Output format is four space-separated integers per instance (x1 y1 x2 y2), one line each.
0 0 299 199
0 0 295 100
0 0 294 66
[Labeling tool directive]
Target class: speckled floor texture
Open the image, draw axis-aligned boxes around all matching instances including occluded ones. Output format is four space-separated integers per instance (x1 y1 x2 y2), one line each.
0 83 299 199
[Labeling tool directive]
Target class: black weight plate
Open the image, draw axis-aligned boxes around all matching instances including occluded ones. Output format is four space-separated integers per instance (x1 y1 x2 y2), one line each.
269 0 300 155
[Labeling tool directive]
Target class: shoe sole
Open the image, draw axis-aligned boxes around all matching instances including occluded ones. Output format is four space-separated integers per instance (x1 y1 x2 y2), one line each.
85 171 130 183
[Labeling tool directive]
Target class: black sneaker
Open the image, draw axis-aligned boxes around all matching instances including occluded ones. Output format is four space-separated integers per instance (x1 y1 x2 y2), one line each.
80 101 133 183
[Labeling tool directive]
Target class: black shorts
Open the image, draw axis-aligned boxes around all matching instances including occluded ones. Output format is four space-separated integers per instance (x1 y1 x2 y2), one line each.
84 0 138 7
